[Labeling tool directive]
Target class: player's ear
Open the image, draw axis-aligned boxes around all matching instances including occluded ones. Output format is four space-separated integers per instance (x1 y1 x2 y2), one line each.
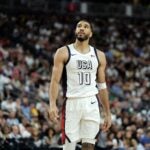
89 32 93 38
74 29 77 35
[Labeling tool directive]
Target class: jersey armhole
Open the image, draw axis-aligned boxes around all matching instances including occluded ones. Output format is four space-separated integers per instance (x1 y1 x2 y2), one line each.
94 47 100 67
64 45 71 65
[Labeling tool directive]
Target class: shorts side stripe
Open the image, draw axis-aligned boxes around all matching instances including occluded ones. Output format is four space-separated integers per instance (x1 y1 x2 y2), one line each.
61 99 71 144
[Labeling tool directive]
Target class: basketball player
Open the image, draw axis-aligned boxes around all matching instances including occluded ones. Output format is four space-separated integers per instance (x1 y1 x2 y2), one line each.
49 19 111 150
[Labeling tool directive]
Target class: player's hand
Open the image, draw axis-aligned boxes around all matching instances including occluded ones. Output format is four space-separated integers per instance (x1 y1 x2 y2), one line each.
49 104 59 123
101 113 111 132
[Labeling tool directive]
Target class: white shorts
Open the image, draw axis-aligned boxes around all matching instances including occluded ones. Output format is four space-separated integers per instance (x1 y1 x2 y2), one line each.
61 95 101 144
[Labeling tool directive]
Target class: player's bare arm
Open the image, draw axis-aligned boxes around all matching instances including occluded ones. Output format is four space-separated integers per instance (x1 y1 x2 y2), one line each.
49 47 68 122
97 50 111 132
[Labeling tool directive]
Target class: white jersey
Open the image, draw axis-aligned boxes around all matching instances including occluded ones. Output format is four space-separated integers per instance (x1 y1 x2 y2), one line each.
63 44 100 98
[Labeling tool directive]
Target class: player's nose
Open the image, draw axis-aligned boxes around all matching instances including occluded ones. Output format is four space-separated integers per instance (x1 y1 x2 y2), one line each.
79 25 85 30
79 28 84 32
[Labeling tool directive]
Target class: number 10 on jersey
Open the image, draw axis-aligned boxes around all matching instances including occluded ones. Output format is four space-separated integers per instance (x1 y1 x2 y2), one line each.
78 72 91 85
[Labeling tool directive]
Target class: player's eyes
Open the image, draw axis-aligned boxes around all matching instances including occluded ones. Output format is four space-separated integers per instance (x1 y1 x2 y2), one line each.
84 25 89 28
77 24 82 28
77 25 89 28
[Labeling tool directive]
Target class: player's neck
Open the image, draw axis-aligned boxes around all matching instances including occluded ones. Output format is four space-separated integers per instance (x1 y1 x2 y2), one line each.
73 40 90 53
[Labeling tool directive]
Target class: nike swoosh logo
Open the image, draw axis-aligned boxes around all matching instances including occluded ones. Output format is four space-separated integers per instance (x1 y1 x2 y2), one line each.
71 54 77 56
91 55 95 57
91 101 96 104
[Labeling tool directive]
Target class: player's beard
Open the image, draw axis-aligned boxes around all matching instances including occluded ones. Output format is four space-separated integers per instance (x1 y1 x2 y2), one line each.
75 33 89 42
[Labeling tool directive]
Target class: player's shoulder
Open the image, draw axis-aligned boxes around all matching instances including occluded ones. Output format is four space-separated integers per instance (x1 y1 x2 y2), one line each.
54 45 70 62
95 49 106 58
56 46 68 53
55 45 69 56
94 48 106 65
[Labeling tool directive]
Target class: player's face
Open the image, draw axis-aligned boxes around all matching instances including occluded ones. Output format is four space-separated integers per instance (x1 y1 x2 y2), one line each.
75 21 92 42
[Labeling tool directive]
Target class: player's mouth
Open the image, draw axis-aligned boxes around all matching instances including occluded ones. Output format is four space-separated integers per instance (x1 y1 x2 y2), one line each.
78 32 85 36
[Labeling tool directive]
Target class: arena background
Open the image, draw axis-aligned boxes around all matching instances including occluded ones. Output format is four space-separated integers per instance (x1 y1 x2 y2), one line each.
0 0 150 150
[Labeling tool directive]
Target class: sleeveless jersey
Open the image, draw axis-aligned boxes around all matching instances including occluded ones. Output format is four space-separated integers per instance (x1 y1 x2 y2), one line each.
63 44 100 98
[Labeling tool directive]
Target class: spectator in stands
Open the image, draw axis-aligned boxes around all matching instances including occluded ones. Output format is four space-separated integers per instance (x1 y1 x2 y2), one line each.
30 127 44 148
20 96 31 121
1 97 18 112
43 127 56 145
6 111 19 126
0 69 11 100
123 128 137 150
8 125 21 139
1 125 11 140
140 128 150 150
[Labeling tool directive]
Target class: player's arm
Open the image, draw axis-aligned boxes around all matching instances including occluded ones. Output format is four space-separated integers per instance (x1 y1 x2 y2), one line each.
97 50 111 131
49 47 68 122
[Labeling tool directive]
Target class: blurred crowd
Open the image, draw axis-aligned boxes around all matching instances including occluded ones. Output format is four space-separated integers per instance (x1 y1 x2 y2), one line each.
0 12 150 150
